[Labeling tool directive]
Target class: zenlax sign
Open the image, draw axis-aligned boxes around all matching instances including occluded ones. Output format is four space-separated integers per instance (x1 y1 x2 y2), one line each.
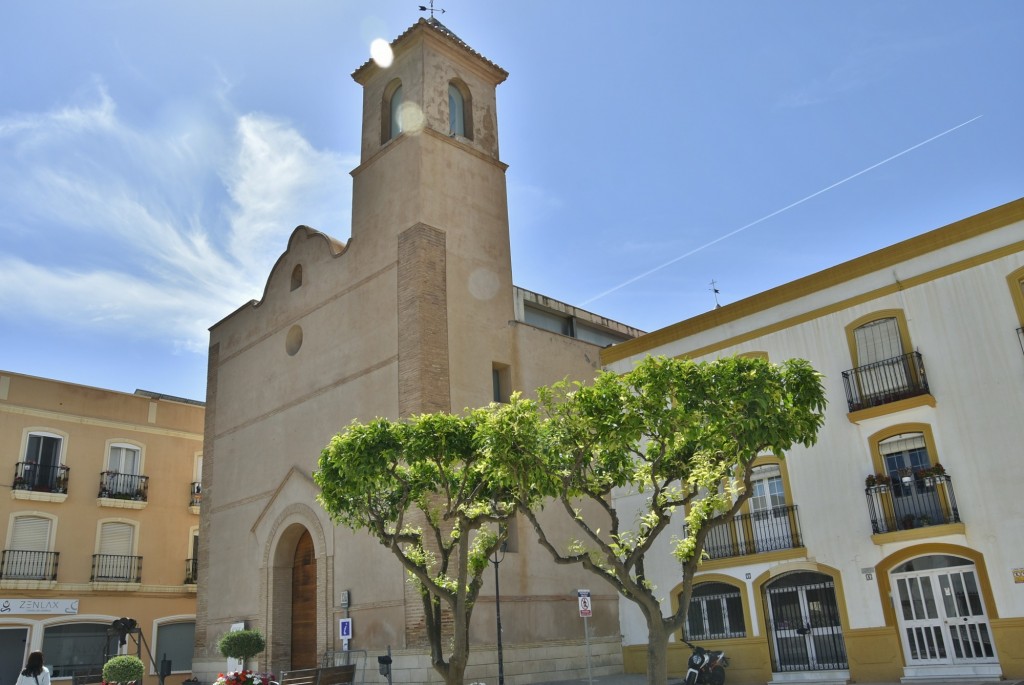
0 599 80 615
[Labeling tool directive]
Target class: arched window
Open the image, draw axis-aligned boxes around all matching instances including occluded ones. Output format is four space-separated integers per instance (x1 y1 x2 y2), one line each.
290 264 303 291
683 582 746 640
843 309 928 413
390 84 403 139
448 80 473 140
381 80 403 144
449 83 464 136
867 424 957 533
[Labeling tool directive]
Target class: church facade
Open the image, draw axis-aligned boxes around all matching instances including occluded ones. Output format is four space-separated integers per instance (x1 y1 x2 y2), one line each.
193 19 640 684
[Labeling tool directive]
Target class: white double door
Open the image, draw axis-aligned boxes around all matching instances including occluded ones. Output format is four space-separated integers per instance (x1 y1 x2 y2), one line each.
892 557 997 665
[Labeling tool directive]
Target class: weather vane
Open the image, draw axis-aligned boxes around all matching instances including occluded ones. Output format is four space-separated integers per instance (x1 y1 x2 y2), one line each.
710 279 722 308
418 1 445 18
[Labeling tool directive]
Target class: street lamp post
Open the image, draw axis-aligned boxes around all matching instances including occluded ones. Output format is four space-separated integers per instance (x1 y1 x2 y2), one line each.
491 541 507 685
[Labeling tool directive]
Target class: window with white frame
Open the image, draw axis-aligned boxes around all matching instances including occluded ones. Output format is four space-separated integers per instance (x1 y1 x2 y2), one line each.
105 443 141 496
108 444 140 474
684 582 746 640
23 432 63 490
96 521 137 581
5 515 54 579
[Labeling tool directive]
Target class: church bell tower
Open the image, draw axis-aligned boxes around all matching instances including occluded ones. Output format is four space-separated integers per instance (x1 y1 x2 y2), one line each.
349 19 515 415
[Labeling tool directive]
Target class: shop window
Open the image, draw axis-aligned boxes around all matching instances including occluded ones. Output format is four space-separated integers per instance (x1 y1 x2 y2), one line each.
42 623 119 677
155 621 195 672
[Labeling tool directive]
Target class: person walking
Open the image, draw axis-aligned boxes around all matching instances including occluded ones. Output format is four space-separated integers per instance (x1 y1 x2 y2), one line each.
16 651 51 685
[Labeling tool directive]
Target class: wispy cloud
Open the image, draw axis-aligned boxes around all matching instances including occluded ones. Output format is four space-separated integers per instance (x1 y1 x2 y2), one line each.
0 80 118 140
776 35 941 109
0 81 353 353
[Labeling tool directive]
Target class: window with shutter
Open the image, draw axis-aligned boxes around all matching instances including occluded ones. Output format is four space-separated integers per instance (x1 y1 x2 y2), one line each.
7 515 53 579
96 521 136 581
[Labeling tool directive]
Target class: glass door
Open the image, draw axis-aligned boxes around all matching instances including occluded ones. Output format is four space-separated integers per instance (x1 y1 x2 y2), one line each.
892 556 997 665
749 465 792 552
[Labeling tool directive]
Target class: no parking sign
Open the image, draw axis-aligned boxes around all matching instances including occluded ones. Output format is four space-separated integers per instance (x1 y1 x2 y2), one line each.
577 589 592 618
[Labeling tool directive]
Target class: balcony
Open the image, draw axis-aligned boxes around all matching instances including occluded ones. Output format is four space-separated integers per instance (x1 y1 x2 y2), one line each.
189 482 202 508
91 554 142 583
842 351 930 412
12 462 69 494
185 557 198 584
1 550 59 580
693 505 804 560
98 472 149 501
865 474 961 534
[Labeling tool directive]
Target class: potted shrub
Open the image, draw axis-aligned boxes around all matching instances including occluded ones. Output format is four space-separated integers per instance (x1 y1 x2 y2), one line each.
103 655 145 685
865 473 890 489
218 629 266 672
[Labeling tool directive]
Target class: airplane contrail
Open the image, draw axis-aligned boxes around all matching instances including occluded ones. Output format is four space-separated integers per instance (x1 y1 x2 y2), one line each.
581 115 984 306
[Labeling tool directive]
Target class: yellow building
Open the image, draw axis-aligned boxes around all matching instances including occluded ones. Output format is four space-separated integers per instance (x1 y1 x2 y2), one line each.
0 371 203 685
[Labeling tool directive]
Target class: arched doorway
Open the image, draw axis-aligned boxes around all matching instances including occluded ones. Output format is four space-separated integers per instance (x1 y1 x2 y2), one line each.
764 571 848 672
890 554 997 666
291 529 317 669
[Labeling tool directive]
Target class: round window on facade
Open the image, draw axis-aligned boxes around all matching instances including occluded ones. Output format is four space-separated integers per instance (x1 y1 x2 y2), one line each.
286 325 303 356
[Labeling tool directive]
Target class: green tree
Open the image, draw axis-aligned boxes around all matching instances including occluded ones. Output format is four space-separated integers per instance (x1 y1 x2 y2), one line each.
217 629 266 670
102 655 145 685
315 409 522 685
503 355 826 685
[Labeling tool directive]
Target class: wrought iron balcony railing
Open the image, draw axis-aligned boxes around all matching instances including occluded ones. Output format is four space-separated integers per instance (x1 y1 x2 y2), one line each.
12 462 70 494
91 554 142 582
185 557 198 584
865 474 961 534
842 351 930 412
1 549 59 580
690 504 804 560
189 482 202 507
98 472 149 501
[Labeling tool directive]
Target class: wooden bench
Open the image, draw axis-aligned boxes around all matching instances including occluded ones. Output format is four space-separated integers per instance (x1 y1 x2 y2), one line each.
279 664 356 685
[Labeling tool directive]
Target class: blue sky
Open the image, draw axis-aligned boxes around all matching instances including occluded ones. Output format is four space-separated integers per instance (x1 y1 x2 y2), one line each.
1 1 1022 402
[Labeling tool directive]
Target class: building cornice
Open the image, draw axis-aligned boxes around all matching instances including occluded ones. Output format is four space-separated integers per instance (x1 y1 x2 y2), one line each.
602 197 1024 364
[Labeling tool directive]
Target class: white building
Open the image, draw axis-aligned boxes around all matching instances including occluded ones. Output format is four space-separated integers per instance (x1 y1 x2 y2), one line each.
602 198 1024 683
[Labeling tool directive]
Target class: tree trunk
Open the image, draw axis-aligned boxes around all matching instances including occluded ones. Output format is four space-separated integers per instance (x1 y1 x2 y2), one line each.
443 655 468 685
644 614 671 685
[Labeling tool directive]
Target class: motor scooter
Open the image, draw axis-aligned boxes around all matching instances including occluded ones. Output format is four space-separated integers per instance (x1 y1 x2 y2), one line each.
683 639 728 685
